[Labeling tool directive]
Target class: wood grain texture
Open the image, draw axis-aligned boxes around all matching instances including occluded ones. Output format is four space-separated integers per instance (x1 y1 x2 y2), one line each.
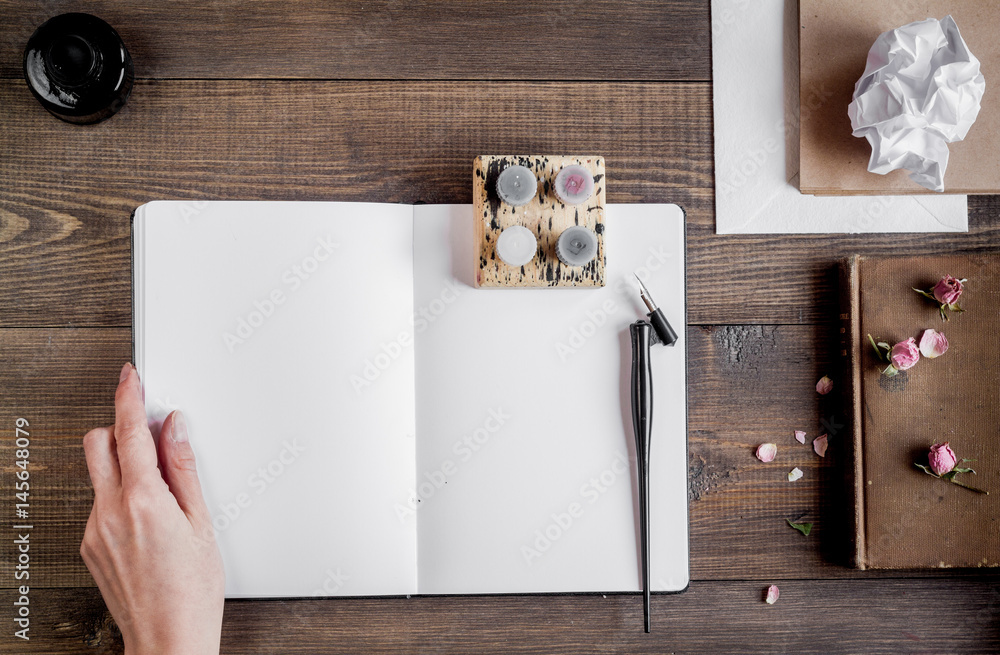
4 579 1000 654
3 79 999 328
0 1 711 81
1 1 999 651
1 325 993 588
0 329 127 588
0 78 710 327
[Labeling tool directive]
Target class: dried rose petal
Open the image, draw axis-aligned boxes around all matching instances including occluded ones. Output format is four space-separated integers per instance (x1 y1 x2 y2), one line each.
918 329 949 358
813 434 829 458
756 443 777 462
794 430 806 444
765 585 780 604
788 467 803 482
816 376 834 395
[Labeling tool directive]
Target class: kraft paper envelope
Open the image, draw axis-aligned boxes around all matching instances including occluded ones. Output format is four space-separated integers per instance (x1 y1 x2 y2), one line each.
799 0 1000 195
712 0 967 233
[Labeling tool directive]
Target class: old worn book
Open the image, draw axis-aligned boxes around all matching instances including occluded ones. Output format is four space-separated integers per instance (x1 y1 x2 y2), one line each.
841 254 999 569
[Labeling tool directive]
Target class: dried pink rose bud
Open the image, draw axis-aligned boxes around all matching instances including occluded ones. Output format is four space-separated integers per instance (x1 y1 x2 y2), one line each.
890 337 920 370
929 442 958 476
765 585 780 604
794 430 807 444
816 376 834 395
918 329 949 359
756 443 777 462
932 275 964 305
813 434 828 458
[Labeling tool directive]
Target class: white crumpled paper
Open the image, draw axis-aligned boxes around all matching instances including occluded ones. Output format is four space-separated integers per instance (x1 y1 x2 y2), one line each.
848 16 986 192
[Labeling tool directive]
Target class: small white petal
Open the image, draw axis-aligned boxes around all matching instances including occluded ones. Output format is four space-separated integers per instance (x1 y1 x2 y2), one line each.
794 430 806 444
765 585 780 604
919 329 949 359
788 467 803 482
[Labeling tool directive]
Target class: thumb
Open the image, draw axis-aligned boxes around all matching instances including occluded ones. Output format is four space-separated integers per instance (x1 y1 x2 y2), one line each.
158 410 212 526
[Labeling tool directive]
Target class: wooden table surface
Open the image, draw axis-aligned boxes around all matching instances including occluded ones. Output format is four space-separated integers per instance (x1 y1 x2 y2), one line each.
1 2 998 653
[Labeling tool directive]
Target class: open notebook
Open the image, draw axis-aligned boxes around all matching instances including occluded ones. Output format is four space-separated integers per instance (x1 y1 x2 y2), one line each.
132 201 688 597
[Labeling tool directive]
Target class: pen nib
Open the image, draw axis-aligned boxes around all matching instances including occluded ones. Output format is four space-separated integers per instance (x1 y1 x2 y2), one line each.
635 273 657 313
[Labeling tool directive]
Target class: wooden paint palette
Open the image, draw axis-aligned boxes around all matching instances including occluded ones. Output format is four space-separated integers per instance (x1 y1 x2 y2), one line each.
473 155 606 288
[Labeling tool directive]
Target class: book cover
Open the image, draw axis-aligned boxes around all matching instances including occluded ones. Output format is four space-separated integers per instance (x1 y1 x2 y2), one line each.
841 254 999 569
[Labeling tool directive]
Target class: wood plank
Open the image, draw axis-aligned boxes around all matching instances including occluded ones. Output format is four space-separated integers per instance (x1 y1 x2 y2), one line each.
2 325 993 587
0 329 127 588
686 199 1000 324
0 1 711 81
4 578 999 653
3 80 999 328
0 79 712 327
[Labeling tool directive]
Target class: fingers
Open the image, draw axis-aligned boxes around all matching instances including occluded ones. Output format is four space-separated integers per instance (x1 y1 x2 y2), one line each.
113 363 160 489
83 426 121 494
157 410 211 526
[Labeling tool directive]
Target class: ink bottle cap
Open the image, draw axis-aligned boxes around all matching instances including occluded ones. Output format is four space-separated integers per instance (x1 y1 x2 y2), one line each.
556 226 598 267
24 13 134 124
496 225 537 267
554 164 595 205
496 165 538 207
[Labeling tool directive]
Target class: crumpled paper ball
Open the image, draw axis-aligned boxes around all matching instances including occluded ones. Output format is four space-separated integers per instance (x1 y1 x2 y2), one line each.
847 16 986 192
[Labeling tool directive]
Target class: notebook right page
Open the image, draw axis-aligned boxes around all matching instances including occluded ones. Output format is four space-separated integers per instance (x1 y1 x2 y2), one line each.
412 204 689 594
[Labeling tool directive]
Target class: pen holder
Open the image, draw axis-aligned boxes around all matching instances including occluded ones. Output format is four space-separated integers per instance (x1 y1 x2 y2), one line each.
473 155 606 288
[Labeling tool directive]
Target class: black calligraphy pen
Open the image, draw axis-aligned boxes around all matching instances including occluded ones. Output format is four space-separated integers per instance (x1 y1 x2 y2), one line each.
629 274 678 633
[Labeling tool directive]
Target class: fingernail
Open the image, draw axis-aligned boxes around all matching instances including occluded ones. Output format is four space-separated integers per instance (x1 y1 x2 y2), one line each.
171 411 189 443
119 363 132 382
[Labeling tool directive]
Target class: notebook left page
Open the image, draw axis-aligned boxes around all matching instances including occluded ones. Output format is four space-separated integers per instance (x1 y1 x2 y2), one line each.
133 200 418 597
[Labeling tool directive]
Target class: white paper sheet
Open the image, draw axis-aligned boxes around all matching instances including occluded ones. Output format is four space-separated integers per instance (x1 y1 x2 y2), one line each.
134 201 689 597
412 205 689 594
135 201 419 597
712 0 967 233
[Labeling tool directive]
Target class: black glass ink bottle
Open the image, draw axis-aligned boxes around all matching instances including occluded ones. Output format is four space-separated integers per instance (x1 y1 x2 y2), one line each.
23 13 134 124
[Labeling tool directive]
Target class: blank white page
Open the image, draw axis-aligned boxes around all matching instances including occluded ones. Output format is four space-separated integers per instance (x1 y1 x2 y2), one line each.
412 204 689 594
134 201 418 597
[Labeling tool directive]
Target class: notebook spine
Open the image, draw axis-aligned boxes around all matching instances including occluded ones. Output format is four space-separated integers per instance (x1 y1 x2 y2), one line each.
839 256 866 569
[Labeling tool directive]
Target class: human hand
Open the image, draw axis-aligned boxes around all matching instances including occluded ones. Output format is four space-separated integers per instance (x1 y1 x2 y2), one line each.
81 363 225 654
